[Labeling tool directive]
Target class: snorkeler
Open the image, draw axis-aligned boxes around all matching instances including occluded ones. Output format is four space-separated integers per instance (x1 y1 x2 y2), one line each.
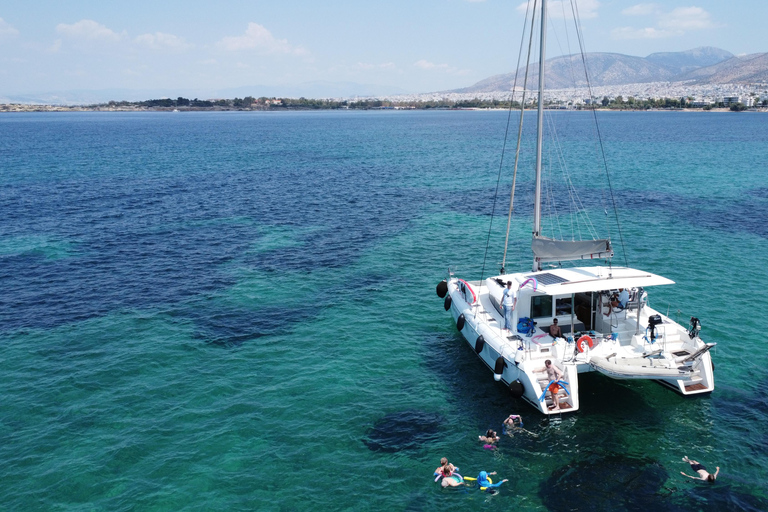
681 456 720 482
465 470 508 492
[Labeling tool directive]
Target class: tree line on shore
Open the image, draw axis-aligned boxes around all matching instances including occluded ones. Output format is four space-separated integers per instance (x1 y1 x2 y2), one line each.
101 95 762 111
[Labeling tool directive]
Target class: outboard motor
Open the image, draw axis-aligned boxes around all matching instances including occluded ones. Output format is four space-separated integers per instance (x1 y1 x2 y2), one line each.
648 314 663 342
688 316 702 339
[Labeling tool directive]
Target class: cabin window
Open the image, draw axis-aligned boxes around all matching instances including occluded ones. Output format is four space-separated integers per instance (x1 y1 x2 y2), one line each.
556 297 572 316
531 295 553 319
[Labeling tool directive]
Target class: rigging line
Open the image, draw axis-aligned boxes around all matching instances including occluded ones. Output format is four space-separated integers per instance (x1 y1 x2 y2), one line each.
570 0 629 267
480 0 533 282
546 150 563 241
546 5 577 99
539 13 592 244
543 114 564 240
547 110 599 240
545 110 594 242
559 0 578 90
498 0 539 275
546 112 578 240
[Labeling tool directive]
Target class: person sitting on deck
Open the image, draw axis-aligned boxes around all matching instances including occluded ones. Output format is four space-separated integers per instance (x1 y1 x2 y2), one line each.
606 288 630 316
548 319 563 339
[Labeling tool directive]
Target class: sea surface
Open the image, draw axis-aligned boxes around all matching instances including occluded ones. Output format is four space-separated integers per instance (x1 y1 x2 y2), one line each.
1 110 767 511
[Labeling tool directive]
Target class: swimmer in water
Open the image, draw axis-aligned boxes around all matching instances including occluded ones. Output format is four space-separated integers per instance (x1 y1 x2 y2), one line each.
434 457 449 477
466 471 508 493
478 429 500 444
503 413 538 438
503 414 523 429
434 458 463 487
681 456 720 482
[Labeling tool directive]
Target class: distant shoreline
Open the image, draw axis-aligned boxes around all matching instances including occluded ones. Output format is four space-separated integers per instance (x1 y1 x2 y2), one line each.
1 104 763 113
1 93 765 114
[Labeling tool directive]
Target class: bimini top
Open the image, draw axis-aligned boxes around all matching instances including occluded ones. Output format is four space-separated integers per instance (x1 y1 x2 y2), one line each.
497 266 674 296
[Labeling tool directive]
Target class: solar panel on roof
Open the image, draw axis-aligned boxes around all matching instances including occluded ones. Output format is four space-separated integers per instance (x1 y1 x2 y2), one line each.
529 272 569 286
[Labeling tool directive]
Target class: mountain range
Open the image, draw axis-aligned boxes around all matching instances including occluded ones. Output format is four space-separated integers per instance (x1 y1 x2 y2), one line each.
3 47 767 105
450 47 768 93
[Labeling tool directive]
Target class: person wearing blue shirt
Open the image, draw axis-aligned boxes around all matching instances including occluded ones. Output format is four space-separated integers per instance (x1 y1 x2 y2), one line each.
607 288 630 316
476 470 508 491
618 288 630 307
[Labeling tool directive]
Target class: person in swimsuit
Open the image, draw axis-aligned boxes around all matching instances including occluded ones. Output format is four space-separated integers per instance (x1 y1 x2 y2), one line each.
434 457 449 475
503 414 523 429
548 319 563 339
478 428 500 444
434 458 463 487
536 359 565 410
681 456 720 482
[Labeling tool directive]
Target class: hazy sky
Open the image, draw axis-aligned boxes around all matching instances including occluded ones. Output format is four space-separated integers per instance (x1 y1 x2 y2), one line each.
0 0 764 96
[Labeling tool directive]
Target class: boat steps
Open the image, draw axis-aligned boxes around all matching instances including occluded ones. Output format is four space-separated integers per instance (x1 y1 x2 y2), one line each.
545 398 572 409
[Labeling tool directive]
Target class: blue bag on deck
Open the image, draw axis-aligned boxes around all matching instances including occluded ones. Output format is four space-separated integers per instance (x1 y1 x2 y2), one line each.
517 317 534 334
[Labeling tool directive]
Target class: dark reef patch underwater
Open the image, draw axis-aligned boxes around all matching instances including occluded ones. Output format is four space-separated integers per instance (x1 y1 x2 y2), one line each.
364 410 444 453
541 455 669 512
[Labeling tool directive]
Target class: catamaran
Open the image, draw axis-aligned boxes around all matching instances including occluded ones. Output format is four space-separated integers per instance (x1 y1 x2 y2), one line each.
436 0 715 415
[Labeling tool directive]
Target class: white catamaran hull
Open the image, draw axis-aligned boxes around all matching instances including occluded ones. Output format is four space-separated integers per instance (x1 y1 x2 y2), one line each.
438 0 714 415
441 266 714 415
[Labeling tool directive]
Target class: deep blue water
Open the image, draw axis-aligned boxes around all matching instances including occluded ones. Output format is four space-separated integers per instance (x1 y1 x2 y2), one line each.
1 110 767 511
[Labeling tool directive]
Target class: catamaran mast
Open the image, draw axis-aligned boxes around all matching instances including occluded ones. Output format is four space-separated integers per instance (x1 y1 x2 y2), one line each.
532 0 547 272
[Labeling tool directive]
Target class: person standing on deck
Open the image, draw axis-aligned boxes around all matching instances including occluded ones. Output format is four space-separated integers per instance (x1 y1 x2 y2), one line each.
536 359 565 410
502 281 517 331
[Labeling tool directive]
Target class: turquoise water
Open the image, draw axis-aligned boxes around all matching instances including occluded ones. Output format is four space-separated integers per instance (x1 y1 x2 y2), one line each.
1 111 767 511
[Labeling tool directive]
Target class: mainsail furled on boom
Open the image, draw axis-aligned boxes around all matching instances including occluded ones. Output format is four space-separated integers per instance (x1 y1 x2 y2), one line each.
531 236 613 263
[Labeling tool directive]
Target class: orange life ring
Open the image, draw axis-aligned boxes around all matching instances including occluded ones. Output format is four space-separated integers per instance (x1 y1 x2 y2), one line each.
576 335 594 352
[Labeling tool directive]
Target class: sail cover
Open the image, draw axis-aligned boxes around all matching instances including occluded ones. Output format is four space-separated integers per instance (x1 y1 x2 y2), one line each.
532 236 613 262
